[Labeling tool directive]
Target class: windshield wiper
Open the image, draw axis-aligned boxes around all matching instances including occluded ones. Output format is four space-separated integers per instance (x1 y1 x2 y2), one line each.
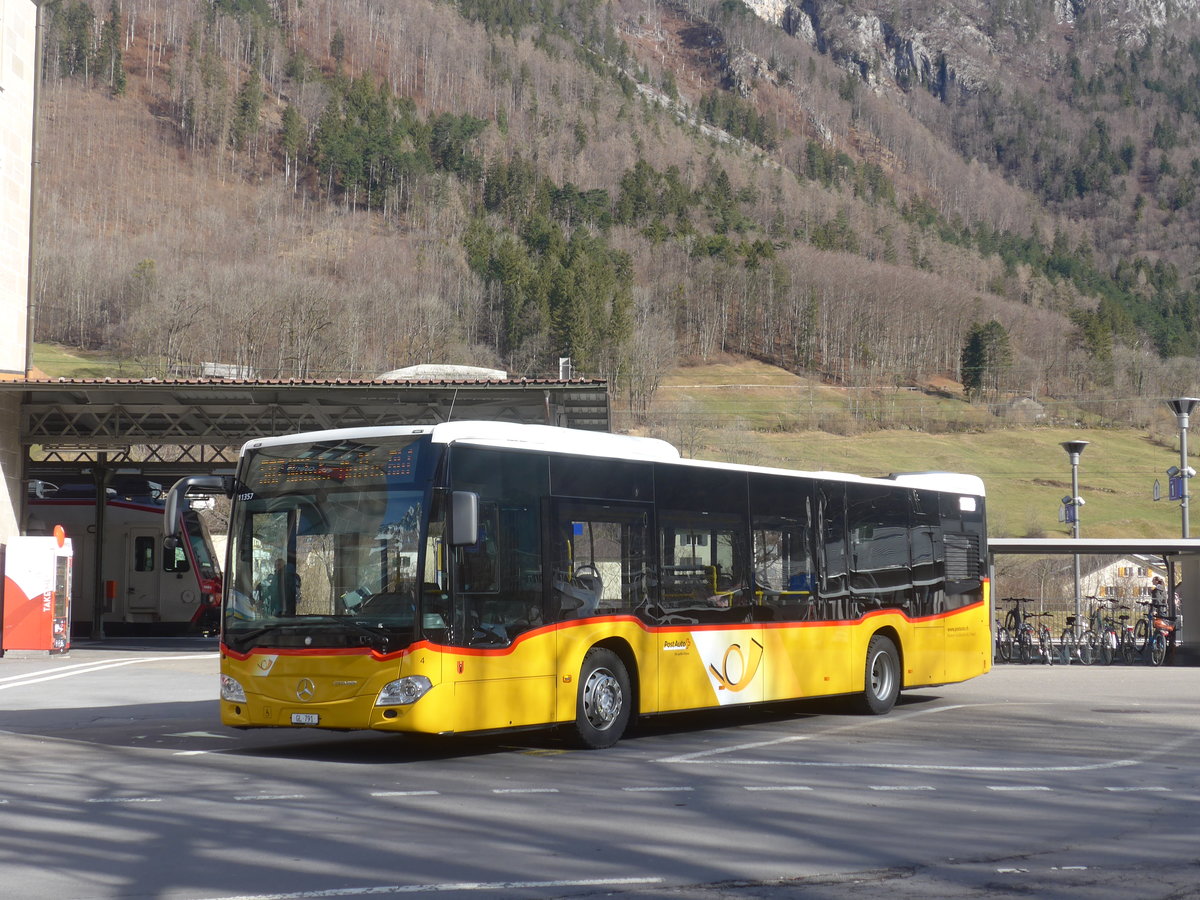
224 618 398 653
331 618 395 652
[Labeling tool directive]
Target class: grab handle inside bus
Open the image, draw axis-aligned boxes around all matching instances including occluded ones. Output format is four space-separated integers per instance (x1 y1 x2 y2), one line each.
163 474 234 551
450 491 479 546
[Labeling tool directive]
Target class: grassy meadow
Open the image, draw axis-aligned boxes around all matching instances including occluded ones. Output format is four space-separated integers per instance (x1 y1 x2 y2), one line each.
631 360 1188 541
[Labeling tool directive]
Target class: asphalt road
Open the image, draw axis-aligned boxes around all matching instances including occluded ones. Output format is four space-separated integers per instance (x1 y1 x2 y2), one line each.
0 641 1198 899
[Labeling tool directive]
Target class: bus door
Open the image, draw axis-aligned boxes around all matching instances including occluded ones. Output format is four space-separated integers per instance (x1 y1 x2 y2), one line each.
939 491 988 678
906 489 946 683
443 446 554 734
549 500 656 719
654 511 762 711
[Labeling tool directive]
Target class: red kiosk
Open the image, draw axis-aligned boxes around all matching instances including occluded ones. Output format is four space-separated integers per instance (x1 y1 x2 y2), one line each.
2 526 72 655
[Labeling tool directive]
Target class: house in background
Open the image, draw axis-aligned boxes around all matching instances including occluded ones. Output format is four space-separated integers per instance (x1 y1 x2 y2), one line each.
1079 555 1166 602
998 553 1168 609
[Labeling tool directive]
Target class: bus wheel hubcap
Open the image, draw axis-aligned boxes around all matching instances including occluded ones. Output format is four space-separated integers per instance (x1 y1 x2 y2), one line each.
583 667 621 729
871 654 893 698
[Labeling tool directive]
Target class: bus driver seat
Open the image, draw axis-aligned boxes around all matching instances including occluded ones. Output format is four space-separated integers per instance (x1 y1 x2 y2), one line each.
554 566 603 617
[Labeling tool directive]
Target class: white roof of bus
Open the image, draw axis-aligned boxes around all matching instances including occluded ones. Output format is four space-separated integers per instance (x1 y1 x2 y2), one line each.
428 420 683 461
242 421 984 497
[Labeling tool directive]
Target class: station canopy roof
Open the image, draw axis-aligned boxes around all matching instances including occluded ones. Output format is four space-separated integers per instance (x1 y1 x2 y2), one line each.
3 374 610 481
988 538 1200 556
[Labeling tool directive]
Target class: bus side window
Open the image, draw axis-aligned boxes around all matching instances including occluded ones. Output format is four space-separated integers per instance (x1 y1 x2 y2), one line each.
654 467 751 623
454 502 498 593
551 502 650 622
748 472 816 622
847 484 912 614
657 514 750 622
446 446 547 647
818 483 848 619
910 489 945 617
752 523 814 622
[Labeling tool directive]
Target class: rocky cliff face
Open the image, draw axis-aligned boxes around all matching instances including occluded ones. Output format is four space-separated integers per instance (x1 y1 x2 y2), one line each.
741 0 1200 100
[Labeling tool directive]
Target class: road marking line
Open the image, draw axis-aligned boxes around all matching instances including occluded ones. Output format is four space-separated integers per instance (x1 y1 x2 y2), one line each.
234 794 308 801
0 658 181 683
0 655 216 691
188 877 664 898
869 785 936 791
622 786 694 792
1105 786 1170 792
657 704 971 762
743 785 813 791
667 758 1136 773
987 786 1052 792
87 797 163 803
491 788 560 794
371 791 439 797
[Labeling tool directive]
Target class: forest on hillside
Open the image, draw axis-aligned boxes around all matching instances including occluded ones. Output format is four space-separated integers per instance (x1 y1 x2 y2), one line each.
28 0 1200 427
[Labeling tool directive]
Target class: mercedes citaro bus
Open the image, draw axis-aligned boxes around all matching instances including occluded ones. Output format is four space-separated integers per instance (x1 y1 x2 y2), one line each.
165 421 989 748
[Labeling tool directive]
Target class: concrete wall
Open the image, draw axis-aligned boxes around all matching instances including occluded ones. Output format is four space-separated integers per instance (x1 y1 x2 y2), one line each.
0 0 39 543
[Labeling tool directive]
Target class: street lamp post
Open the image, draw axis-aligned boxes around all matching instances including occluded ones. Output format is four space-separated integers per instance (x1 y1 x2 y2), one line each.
1061 440 1089 632
1167 398 1200 538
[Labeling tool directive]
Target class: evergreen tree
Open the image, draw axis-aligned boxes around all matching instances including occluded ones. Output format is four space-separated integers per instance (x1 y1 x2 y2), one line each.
231 76 263 152
58 1 96 80
330 27 346 66
96 0 126 95
960 320 1013 401
279 104 306 185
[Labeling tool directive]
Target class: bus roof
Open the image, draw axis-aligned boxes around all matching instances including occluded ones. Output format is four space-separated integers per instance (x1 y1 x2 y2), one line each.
241 422 984 497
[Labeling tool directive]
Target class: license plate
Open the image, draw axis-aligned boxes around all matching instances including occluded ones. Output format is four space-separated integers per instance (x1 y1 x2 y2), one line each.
291 713 319 725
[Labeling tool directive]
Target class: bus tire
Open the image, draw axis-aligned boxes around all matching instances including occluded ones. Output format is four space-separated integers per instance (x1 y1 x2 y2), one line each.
855 634 900 715
571 648 631 749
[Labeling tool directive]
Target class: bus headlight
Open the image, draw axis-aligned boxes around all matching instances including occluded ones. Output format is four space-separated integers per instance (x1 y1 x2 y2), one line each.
220 674 247 703
376 675 432 706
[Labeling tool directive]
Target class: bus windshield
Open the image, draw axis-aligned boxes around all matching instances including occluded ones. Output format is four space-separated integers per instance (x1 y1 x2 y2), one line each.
224 433 439 654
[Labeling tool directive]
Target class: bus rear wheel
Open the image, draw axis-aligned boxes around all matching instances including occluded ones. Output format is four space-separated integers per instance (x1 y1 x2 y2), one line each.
855 634 900 715
571 648 631 749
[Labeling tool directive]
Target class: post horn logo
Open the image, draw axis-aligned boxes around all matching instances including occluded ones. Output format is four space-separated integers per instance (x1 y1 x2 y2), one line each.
708 638 764 692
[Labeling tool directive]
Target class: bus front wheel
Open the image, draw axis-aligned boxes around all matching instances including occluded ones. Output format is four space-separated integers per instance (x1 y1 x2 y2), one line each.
856 634 900 715
571 648 631 749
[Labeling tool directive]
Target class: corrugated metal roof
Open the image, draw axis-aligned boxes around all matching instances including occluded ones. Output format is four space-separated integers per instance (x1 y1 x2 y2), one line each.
12 376 605 387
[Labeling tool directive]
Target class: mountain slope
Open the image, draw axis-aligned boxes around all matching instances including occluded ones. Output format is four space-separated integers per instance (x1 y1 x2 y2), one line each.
30 0 1200 428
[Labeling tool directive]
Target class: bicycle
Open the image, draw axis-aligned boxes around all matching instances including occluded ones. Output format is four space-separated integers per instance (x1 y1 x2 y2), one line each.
1134 600 1176 666
1002 598 1055 664
1024 611 1056 665
1059 615 1095 665
1071 596 1102 666
1103 604 1137 665
1091 599 1130 665
994 616 1013 663
998 598 1036 664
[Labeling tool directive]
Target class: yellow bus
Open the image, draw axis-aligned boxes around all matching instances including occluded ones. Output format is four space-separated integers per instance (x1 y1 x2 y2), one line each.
165 421 990 748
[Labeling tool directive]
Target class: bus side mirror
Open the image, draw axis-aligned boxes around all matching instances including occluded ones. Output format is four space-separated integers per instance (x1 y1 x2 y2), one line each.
163 475 232 544
450 491 479 546
164 543 190 574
